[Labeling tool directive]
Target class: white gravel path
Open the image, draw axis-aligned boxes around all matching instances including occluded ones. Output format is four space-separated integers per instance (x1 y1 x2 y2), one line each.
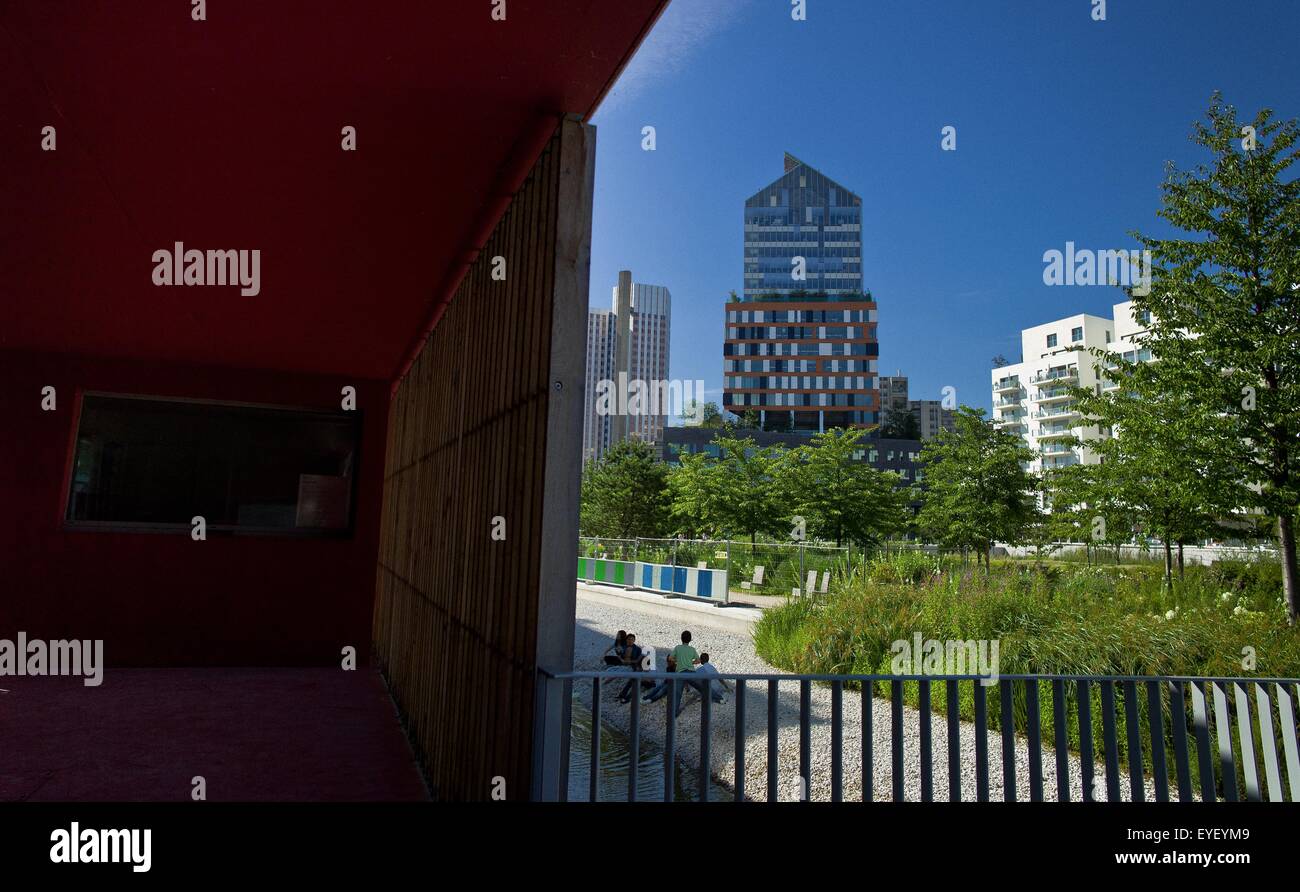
575 592 1161 802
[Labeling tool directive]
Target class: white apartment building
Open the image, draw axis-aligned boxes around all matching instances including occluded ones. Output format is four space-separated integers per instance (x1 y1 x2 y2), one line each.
991 300 1151 475
581 271 672 463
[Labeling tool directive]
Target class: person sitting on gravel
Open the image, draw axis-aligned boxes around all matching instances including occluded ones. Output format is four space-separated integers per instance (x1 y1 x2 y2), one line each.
641 630 700 716
692 653 732 705
603 630 628 667
616 634 645 704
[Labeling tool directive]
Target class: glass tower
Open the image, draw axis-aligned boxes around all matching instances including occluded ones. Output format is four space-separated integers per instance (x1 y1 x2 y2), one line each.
723 153 879 432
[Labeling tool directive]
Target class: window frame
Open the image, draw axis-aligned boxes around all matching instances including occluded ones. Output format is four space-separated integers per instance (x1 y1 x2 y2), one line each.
62 391 363 538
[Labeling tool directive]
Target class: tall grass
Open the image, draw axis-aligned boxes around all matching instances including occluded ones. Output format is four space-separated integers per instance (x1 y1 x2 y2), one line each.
753 557 1300 798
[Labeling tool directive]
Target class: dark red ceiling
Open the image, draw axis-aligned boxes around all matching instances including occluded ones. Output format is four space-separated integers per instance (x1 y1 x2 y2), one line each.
0 0 666 379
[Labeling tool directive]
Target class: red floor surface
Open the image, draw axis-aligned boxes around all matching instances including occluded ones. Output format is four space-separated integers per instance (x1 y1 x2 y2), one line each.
0 668 428 801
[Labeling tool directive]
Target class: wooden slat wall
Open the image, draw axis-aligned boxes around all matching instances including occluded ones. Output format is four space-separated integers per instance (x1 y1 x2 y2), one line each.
373 118 593 801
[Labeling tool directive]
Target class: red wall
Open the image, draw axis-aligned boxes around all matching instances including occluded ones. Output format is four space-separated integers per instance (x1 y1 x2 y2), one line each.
0 350 390 667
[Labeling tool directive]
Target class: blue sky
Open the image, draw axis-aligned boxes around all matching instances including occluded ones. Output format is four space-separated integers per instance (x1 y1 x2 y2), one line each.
587 0 1300 416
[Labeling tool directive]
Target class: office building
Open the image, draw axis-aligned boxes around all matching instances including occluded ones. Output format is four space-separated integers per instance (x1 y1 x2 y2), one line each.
990 300 1151 474
723 153 879 433
582 270 672 463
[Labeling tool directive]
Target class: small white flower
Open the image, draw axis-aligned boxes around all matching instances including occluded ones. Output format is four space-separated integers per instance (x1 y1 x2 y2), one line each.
1220 592 1232 603
1164 609 1176 621
1233 605 1246 616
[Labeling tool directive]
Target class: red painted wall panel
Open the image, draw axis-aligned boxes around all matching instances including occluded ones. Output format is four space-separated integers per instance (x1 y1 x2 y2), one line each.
0 350 389 667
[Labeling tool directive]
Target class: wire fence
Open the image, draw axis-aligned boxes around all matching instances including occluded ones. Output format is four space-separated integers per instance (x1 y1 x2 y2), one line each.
578 536 862 600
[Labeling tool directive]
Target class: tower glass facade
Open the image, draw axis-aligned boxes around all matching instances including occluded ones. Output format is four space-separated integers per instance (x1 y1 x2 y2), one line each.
724 153 879 432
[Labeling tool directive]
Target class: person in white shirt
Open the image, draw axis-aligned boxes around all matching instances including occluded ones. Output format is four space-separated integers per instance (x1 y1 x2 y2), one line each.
691 653 732 704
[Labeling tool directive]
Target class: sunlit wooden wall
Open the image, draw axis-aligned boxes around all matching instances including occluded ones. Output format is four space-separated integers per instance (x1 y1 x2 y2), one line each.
373 118 593 801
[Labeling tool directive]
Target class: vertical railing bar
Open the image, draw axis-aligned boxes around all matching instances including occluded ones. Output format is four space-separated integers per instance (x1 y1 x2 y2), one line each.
664 679 677 803
1026 680 1043 802
767 679 778 802
1233 682 1260 802
1145 679 1168 803
1078 679 1095 802
799 679 811 802
1276 682 1300 802
946 679 961 803
1169 680 1193 802
974 681 989 802
862 681 874 803
1253 682 1282 802
1100 680 1121 802
1123 680 1145 803
628 682 640 803
1000 679 1016 803
1191 680 1216 802
700 681 712 803
1052 678 1070 802
831 680 843 803
734 679 746 803
919 679 933 803
590 677 601 803
891 679 905 802
1211 681 1239 802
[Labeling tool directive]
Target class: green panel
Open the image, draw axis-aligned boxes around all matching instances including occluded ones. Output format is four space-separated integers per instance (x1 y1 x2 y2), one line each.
613 561 626 585
577 557 587 579
595 560 608 581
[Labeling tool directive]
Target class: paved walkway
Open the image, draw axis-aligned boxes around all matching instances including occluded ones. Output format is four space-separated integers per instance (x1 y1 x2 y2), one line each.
0 668 428 801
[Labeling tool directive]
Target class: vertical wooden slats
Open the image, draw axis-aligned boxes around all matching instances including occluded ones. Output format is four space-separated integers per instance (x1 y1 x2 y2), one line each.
371 120 589 801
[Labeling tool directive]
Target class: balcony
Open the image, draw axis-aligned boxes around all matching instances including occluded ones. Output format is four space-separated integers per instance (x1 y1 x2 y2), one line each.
1035 388 1073 404
1037 428 1073 441
993 396 1023 408
1033 406 1080 420
1040 443 1074 457
993 378 1022 393
1030 366 1078 384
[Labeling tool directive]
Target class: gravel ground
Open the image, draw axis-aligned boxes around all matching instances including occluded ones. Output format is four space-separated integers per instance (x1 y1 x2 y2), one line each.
575 593 1160 802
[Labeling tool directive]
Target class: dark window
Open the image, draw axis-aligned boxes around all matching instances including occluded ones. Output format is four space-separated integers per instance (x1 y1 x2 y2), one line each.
65 394 360 535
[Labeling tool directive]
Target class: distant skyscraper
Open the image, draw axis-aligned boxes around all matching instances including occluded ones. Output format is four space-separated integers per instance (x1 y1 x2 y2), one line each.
723 153 879 433
582 271 672 463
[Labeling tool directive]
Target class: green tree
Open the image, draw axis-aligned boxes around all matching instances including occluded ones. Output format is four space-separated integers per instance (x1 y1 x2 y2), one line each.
579 440 670 539
666 450 725 538
1070 352 1239 588
1113 97 1300 618
711 435 788 543
915 406 1038 568
785 427 909 546
681 400 727 429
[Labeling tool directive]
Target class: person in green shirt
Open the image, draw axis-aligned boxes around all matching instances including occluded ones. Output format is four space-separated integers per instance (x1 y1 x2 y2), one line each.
671 630 698 673
643 630 700 716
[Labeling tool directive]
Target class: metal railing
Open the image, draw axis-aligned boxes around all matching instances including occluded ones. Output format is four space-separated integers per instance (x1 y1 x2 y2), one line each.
537 671 1300 803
